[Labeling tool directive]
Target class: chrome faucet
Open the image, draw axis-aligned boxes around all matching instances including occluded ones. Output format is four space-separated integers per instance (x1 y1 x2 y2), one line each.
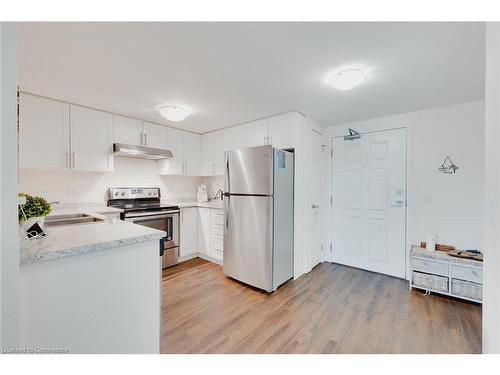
213 189 223 201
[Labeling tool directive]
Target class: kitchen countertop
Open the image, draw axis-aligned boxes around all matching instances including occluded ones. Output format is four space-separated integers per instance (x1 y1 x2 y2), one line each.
49 203 123 216
410 245 483 267
162 199 224 210
20 213 164 265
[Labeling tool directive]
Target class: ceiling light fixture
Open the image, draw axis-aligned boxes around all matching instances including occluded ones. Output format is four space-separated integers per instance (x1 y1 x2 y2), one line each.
327 69 367 91
157 105 191 122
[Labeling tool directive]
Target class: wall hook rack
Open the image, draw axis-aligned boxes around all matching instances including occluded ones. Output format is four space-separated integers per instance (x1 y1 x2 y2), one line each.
438 155 459 174
344 128 361 141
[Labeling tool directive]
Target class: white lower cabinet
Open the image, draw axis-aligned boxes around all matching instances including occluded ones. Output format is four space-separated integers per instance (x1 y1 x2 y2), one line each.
178 207 224 263
210 209 224 261
197 207 211 256
179 208 198 257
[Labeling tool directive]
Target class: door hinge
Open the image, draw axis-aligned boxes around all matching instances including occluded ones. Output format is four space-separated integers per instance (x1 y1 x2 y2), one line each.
330 243 333 252
330 196 333 205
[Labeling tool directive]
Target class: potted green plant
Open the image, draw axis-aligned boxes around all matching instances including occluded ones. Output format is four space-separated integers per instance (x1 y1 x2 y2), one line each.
18 192 52 233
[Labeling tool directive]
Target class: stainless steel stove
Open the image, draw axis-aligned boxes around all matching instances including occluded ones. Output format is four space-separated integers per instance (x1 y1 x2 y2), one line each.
107 187 180 268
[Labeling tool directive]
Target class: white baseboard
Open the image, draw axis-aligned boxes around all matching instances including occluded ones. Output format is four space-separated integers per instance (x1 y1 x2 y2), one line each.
178 252 222 266
178 253 198 263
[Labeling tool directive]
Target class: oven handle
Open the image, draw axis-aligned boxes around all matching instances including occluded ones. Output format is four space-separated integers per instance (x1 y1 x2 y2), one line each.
125 214 177 222
124 210 179 219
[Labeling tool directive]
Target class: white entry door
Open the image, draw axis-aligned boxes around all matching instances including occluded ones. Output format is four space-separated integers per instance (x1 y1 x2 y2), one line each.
332 128 406 278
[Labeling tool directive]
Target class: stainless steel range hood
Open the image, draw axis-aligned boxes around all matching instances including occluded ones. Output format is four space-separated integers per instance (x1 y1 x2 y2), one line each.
113 143 173 160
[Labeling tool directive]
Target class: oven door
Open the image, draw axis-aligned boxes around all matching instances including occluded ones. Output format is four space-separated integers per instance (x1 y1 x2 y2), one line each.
125 211 179 268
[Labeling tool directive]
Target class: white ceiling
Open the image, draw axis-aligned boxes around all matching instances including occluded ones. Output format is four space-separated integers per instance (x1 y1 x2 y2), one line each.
18 22 485 134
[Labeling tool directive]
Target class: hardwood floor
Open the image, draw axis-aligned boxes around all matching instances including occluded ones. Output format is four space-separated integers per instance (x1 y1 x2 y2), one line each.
161 258 482 354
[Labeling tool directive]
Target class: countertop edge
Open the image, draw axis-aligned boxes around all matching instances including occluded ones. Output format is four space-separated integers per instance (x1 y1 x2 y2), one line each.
20 231 165 266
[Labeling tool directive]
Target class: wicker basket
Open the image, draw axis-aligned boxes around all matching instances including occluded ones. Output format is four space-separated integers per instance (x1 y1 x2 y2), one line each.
412 271 449 293
451 278 482 301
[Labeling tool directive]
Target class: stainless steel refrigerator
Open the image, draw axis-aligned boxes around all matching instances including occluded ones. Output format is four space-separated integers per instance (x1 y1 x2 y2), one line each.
223 145 294 292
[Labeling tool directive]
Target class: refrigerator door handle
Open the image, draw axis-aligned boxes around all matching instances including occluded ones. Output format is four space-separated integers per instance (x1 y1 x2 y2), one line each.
224 195 230 231
225 154 231 194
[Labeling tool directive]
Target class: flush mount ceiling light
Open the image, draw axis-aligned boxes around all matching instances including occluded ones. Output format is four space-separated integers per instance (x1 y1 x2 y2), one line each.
327 69 367 91
157 106 191 122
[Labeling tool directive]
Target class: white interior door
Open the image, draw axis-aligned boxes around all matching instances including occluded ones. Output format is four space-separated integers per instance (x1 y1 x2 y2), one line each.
332 128 406 278
310 129 323 269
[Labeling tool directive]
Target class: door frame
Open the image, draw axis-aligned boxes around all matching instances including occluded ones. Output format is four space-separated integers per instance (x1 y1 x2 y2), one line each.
329 125 412 280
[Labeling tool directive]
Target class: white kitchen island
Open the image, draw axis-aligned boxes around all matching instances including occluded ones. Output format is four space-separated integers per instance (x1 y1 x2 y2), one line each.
19 214 165 354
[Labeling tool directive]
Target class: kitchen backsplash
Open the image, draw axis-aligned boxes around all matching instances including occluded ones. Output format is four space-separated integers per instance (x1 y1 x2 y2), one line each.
202 175 224 199
19 157 203 203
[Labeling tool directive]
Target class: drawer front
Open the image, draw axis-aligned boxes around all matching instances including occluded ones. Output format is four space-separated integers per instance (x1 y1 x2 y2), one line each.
211 213 224 226
412 271 448 293
212 240 223 251
411 258 448 276
211 224 223 235
451 265 482 284
452 279 482 301
212 249 223 261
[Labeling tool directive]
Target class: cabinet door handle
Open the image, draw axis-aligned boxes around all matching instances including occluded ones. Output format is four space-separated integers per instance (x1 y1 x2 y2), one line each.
140 132 143 145
65 151 69 168
144 132 147 146
72 152 75 168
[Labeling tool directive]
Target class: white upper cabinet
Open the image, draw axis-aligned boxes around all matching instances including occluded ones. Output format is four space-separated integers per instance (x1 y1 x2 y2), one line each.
70 105 113 172
160 127 184 175
142 122 167 149
268 112 301 149
113 115 142 146
244 119 269 148
214 125 245 175
158 128 201 176
183 132 201 176
201 132 216 176
19 93 70 170
19 94 113 172
114 116 167 149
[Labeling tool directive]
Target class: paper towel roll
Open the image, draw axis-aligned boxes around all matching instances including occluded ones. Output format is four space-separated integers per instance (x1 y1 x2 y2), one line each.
427 233 436 251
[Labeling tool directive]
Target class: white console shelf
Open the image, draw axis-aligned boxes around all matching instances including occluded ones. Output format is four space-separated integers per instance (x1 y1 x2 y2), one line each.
409 245 483 304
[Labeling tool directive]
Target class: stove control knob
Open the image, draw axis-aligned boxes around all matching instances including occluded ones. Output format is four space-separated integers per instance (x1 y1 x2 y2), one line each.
121 192 125 196
114 192 118 196
148 192 152 196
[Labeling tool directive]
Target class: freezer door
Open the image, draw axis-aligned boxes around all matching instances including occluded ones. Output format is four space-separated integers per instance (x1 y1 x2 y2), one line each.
223 195 273 292
224 145 273 195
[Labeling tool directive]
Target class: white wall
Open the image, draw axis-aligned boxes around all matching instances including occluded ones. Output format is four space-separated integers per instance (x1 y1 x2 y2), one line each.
19 157 202 203
0 22 19 349
326 100 485 262
483 22 500 354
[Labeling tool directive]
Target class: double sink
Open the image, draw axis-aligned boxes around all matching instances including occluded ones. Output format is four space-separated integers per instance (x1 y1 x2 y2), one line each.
44 213 105 227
